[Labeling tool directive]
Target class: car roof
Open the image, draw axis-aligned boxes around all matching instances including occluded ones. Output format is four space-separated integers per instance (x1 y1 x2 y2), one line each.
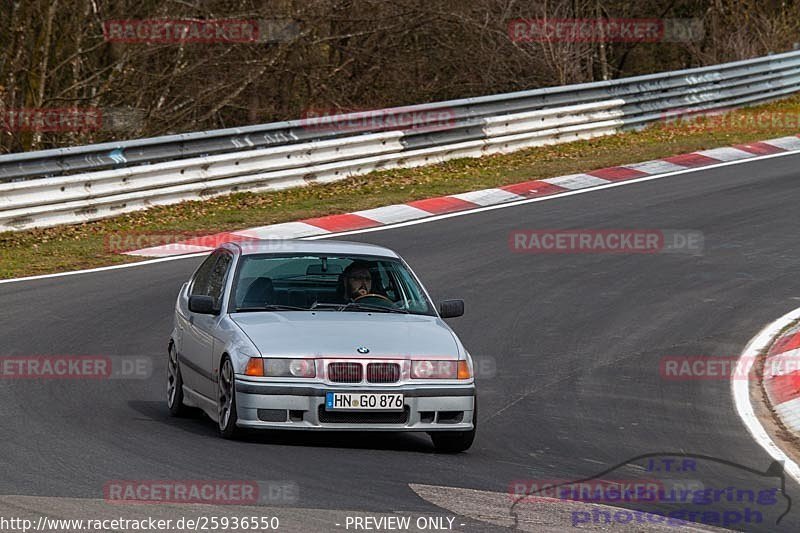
223 239 400 259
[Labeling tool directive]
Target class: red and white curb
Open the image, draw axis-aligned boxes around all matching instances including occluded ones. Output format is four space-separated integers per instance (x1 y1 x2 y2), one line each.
763 323 800 432
733 308 800 487
123 134 800 257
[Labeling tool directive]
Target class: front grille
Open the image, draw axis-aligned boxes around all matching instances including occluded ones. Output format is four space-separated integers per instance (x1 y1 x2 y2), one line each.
328 362 363 383
366 362 400 383
318 406 410 424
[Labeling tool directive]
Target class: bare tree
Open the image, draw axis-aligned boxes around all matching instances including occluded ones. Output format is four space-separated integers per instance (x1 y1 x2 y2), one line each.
0 0 797 154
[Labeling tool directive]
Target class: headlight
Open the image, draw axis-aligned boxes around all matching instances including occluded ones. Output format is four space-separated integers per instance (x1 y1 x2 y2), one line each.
244 358 316 378
288 359 316 377
411 360 472 379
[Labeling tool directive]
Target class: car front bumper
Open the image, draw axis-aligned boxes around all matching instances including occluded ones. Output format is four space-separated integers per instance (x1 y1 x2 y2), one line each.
234 379 475 431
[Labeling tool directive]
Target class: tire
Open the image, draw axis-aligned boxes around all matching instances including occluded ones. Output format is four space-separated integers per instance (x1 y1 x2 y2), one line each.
429 397 477 453
217 356 240 439
167 344 188 417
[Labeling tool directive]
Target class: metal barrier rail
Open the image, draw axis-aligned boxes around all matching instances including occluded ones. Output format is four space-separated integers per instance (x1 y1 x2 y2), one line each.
1 49 799 231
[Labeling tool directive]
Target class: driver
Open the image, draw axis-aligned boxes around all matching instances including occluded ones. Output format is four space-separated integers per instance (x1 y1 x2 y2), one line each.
341 261 374 301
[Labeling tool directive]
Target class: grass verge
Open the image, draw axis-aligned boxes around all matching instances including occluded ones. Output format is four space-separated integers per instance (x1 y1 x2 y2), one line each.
2 96 800 279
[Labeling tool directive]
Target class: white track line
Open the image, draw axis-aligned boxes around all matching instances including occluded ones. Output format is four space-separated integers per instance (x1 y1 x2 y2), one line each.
732 306 800 485
0 252 210 285
2 147 800 285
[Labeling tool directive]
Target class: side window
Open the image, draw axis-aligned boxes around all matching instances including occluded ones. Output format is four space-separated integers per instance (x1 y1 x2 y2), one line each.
190 254 218 297
207 253 233 308
190 252 233 309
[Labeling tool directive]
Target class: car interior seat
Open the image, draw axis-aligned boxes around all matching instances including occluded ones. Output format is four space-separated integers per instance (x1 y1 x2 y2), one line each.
241 277 275 308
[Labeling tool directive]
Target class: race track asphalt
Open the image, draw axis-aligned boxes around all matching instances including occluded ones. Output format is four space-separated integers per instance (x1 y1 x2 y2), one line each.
2 153 800 531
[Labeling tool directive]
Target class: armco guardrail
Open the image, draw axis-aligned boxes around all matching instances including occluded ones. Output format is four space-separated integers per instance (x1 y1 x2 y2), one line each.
2 50 800 231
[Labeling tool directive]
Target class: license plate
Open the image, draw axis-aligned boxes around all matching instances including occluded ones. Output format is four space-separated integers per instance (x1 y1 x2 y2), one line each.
325 392 404 411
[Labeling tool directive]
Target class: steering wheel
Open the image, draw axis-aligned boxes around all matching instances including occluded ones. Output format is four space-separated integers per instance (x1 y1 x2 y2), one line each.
353 293 393 304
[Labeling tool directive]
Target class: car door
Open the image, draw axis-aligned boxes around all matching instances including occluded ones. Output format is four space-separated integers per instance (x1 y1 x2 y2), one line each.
181 251 233 400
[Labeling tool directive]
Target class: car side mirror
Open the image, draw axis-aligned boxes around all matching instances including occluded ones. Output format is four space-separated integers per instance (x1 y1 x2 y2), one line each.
439 299 464 318
189 295 217 315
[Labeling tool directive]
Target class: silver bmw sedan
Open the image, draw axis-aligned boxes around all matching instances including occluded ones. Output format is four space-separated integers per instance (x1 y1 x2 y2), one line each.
168 239 476 452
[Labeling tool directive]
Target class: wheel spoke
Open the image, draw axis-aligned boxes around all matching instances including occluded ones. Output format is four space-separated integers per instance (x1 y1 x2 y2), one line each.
167 349 177 407
218 360 233 429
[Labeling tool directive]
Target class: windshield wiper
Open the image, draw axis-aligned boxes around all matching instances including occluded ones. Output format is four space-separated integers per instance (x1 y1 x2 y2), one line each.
308 301 409 313
309 302 346 311
236 304 307 312
341 302 409 314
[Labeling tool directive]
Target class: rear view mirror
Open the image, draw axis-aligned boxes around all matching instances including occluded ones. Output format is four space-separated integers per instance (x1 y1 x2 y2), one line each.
439 299 464 318
306 263 343 275
189 295 217 315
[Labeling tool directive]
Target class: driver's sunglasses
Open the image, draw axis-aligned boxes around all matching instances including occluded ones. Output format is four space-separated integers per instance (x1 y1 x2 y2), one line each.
349 274 371 282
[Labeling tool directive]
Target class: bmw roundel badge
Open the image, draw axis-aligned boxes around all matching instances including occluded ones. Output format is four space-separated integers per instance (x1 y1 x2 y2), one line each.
357 346 370 354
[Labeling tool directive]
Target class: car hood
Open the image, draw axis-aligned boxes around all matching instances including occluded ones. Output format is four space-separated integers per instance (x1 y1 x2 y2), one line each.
231 311 460 358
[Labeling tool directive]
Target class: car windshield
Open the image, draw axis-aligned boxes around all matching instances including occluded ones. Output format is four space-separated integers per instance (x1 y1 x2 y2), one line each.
232 254 435 315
